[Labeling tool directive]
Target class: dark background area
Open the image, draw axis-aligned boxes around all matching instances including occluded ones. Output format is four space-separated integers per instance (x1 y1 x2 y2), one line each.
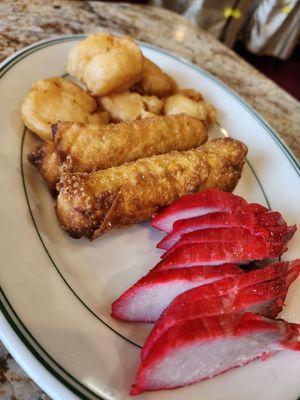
235 44 300 101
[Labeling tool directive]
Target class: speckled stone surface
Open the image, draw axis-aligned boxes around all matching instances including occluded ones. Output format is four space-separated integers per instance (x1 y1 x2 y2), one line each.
0 1 299 399
0 345 50 399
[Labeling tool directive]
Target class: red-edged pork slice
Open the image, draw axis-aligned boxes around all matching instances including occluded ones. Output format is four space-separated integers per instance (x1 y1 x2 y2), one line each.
141 280 289 361
111 264 242 322
240 203 269 214
151 189 248 233
232 277 290 315
142 260 300 359
162 227 253 259
164 260 300 305
162 224 296 259
131 313 300 395
155 237 288 271
157 210 288 250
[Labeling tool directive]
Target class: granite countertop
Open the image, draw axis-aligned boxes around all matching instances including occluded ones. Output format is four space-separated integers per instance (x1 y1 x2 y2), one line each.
0 1 299 399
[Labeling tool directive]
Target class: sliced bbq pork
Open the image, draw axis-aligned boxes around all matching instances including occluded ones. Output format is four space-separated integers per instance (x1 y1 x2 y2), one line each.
151 189 248 233
142 259 300 359
157 210 291 250
161 225 296 259
154 236 290 271
111 264 242 322
131 313 300 395
161 227 254 259
142 279 288 360
168 260 300 303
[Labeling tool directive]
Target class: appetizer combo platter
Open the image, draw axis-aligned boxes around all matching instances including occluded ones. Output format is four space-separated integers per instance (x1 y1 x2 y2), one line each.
0 34 300 400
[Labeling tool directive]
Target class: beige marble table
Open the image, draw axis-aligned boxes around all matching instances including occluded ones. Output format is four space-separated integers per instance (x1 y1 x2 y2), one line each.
0 1 299 398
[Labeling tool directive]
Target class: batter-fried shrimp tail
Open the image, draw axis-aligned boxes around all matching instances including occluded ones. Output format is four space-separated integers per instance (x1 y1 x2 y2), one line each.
164 89 217 125
21 77 109 141
66 33 143 96
56 138 247 240
132 57 178 98
98 91 163 122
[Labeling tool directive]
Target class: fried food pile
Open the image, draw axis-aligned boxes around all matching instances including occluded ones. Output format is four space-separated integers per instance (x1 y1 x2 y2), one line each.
21 33 247 240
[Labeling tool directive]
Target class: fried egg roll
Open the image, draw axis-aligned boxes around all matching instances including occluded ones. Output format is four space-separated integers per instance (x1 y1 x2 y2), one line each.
56 138 247 240
28 114 207 192
28 141 60 195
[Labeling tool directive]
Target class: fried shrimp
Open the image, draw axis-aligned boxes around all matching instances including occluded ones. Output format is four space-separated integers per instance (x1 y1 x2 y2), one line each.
21 77 109 141
164 89 216 125
133 57 178 98
98 91 163 122
66 33 143 96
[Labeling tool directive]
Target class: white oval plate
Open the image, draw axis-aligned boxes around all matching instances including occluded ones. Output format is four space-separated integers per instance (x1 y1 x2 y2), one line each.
0 36 300 400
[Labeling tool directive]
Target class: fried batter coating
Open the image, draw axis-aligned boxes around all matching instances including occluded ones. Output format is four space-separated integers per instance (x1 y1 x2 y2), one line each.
164 89 216 125
28 141 60 195
132 57 178 98
66 34 143 96
21 77 109 141
54 114 207 171
56 138 247 239
29 114 207 193
98 91 163 122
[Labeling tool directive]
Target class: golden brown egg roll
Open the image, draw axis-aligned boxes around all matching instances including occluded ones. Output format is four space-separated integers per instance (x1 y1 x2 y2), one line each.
28 141 60 195
28 114 207 193
56 138 247 240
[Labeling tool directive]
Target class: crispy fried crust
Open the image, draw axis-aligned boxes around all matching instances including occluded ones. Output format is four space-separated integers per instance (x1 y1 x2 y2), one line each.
28 141 61 195
163 89 217 125
29 114 207 193
56 138 247 239
53 114 208 172
132 58 178 98
21 77 109 141
66 34 143 96
98 91 163 122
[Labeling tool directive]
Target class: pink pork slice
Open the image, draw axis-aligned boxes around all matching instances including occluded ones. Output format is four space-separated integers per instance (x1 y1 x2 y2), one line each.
141 279 290 360
165 260 300 304
162 227 254 259
157 210 288 250
111 264 242 322
131 312 300 395
151 189 248 233
142 259 300 360
161 225 296 259
154 237 289 271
